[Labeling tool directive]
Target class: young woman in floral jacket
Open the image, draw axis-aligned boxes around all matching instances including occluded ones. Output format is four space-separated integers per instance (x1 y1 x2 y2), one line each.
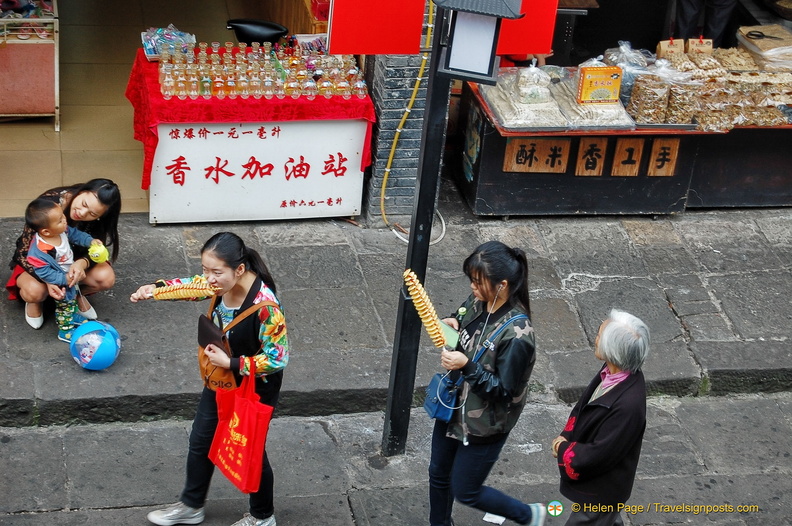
131 232 288 526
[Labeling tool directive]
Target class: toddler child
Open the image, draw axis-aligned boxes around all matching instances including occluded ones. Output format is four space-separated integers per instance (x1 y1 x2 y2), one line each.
24 198 105 342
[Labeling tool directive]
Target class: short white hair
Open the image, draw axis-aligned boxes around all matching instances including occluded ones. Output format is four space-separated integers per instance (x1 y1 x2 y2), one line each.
598 309 650 373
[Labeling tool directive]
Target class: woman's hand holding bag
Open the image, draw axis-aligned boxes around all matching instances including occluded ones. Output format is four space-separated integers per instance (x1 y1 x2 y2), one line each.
209 357 274 493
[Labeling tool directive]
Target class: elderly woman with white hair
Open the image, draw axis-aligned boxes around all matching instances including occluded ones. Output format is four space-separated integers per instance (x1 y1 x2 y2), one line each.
551 309 650 526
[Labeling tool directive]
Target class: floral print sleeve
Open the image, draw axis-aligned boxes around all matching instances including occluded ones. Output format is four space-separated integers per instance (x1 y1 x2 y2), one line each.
238 285 289 378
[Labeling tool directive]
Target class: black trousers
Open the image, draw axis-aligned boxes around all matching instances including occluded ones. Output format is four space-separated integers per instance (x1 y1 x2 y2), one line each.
565 508 625 526
674 0 738 47
180 387 275 520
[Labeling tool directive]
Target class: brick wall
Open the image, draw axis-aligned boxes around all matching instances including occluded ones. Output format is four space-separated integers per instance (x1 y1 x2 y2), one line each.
362 52 429 227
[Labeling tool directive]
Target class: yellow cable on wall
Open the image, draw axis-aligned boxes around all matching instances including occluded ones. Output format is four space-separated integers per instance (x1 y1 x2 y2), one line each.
379 1 445 243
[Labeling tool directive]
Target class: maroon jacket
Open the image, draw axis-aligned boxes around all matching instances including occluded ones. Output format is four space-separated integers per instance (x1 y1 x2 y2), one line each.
556 365 646 506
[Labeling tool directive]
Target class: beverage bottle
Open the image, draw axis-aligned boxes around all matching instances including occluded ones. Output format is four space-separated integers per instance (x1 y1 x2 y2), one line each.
274 77 286 99
285 73 301 99
199 66 213 99
161 69 175 100
344 56 359 81
302 78 318 100
212 67 226 99
318 76 334 99
159 60 172 85
262 77 274 100
226 71 238 99
250 70 262 99
175 66 188 100
237 67 250 99
334 74 352 100
187 65 200 100
353 73 368 99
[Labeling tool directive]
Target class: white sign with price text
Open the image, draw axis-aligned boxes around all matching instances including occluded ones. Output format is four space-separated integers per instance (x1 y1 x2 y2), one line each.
149 119 367 224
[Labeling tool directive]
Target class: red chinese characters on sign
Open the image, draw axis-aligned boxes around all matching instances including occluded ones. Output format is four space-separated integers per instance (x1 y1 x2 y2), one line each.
285 156 310 180
166 156 191 186
169 126 282 141
205 157 235 184
322 153 348 177
280 197 344 208
166 153 352 186
241 157 274 179
164 125 354 187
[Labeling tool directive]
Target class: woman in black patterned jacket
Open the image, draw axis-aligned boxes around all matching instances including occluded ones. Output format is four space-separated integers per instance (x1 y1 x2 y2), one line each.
430 240 546 526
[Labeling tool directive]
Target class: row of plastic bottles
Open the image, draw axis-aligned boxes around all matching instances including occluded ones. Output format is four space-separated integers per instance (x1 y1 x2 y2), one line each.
159 42 368 101
161 64 367 100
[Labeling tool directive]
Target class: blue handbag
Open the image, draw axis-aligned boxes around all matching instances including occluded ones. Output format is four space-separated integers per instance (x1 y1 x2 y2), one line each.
424 314 528 422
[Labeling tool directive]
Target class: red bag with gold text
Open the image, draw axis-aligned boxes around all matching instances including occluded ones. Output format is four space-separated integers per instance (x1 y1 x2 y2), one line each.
209 357 274 493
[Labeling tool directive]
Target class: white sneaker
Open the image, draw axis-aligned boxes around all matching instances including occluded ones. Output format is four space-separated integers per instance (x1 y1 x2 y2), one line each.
528 503 546 526
231 513 276 526
147 502 205 525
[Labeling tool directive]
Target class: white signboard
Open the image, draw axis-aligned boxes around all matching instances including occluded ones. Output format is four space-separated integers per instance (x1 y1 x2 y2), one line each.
149 119 367 224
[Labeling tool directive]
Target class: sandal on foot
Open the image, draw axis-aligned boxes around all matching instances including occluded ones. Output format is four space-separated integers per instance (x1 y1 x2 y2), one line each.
25 302 44 329
77 295 97 320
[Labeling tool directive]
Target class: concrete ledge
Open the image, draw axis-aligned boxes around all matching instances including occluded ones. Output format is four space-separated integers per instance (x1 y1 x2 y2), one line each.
693 341 792 395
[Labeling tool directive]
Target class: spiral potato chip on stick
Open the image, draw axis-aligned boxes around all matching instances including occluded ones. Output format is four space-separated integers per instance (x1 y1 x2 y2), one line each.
151 277 220 300
403 269 446 348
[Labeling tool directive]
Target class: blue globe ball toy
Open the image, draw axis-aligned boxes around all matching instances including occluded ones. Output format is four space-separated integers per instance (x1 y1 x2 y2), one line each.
69 321 121 371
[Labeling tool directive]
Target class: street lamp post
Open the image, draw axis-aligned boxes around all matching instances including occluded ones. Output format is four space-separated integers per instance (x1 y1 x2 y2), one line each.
381 5 452 457
381 0 524 457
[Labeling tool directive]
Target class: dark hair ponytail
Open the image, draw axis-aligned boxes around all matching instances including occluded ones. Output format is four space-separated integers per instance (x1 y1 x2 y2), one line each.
463 241 531 316
202 232 277 293
509 246 532 316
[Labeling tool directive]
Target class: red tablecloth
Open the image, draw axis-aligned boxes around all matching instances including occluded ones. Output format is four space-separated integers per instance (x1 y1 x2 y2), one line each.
125 49 376 189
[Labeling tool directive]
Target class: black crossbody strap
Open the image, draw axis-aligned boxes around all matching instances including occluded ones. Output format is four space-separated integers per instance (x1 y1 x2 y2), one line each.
453 313 529 387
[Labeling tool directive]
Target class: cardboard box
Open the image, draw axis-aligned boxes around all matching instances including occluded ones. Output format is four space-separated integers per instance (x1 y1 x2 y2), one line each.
657 39 684 59
686 38 713 54
576 66 622 104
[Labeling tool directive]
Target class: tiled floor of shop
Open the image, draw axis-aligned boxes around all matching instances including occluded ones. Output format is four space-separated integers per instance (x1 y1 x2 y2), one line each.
0 0 265 218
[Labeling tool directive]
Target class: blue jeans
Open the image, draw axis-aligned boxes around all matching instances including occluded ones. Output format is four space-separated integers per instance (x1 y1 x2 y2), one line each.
428 420 535 525
180 387 275 520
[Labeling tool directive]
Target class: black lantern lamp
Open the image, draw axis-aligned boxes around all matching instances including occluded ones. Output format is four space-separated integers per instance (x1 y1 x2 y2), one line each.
434 0 524 85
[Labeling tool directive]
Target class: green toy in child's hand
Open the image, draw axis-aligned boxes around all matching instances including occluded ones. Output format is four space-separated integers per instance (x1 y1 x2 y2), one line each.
88 244 109 264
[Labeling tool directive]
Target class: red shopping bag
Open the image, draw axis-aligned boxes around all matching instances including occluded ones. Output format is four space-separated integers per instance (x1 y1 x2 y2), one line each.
209 358 274 493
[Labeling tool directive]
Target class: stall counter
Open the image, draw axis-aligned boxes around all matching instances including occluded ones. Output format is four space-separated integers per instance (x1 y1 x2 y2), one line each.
125 49 376 223
457 82 792 216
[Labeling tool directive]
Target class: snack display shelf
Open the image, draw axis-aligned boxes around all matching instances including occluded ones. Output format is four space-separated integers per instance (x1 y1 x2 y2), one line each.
456 82 792 215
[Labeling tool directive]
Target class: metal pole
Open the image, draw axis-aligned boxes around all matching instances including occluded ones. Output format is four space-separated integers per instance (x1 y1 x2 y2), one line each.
382 6 453 457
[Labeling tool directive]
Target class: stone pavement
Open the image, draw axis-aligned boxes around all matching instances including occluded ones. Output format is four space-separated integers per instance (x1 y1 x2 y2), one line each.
1 178 791 524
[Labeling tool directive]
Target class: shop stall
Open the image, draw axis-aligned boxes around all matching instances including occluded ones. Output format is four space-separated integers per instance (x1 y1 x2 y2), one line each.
454 25 792 217
125 47 375 224
459 83 700 216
